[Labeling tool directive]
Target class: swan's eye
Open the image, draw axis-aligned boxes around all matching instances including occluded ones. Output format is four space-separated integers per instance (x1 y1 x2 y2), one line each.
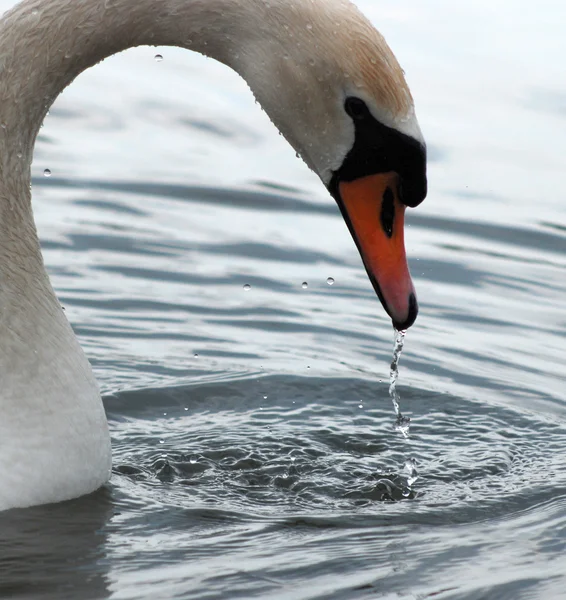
345 97 370 121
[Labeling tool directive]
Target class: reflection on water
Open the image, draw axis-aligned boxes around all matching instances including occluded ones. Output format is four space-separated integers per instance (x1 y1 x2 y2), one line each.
0 0 564 597
0 492 112 599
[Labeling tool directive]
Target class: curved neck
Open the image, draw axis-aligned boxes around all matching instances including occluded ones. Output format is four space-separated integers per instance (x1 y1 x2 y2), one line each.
0 0 249 160
0 0 265 276
0 0 269 378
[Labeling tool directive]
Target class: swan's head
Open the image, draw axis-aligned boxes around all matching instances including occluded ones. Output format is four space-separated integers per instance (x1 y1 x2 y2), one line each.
234 0 427 330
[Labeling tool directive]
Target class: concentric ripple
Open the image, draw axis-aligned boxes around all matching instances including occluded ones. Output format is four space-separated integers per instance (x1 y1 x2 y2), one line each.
108 375 566 521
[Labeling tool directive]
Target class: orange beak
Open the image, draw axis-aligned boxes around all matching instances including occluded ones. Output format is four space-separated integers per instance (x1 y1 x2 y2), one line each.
338 172 418 330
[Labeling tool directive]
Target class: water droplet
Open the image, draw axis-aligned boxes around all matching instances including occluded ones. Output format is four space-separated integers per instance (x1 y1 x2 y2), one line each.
359 404 364 409
43 169 51 177
184 407 188 411
263 395 268 400
194 353 199 358
189 455 198 464
16 151 22 158
307 366 310 370
306 23 313 30
31 8 38 15
163 412 167 416
301 282 308 289
159 440 165 444
405 458 419 486
326 277 335 285
154 54 163 62
243 284 252 291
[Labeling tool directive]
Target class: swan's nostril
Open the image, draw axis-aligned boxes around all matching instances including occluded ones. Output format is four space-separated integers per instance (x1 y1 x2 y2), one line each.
380 186 395 238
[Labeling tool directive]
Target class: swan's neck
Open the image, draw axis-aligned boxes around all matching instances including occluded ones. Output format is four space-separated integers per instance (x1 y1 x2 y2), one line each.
0 0 247 162
0 0 318 509
0 0 253 510
0 0 258 311
0 0 254 343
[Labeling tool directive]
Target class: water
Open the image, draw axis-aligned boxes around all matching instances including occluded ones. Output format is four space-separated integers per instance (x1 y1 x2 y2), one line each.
389 329 411 437
388 330 417 494
1 0 566 598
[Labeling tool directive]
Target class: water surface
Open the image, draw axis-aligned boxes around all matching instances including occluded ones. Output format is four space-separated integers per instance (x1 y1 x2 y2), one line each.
0 0 565 598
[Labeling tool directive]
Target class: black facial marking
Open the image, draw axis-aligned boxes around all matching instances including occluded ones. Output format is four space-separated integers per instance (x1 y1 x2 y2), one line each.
329 97 427 209
380 186 395 238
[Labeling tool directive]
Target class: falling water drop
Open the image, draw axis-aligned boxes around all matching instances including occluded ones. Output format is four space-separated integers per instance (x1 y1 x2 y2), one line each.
326 277 335 286
404 458 419 486
43 168 51 177
154 54 163 62
194 353 199 358
243 284 251 291
301 282 308 289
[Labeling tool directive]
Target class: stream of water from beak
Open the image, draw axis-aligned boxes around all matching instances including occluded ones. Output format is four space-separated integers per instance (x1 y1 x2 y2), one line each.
389 330 419 492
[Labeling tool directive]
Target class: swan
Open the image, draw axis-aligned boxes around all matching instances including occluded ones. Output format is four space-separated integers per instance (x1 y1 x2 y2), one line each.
0 0 427 510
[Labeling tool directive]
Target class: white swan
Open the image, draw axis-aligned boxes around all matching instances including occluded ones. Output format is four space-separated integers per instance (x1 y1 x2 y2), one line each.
0 0 427 510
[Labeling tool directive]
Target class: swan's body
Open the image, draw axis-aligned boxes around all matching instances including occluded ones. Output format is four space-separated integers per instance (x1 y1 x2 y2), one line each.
0 0 426 510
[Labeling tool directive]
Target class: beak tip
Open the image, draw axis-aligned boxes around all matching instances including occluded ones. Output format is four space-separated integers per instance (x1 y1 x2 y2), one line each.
392 292 418 331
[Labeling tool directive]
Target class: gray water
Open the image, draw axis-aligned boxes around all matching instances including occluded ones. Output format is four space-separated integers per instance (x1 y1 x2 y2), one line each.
1 0 565 598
